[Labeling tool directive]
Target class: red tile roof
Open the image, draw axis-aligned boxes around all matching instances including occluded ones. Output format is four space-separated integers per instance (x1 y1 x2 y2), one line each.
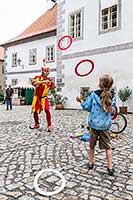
0 47 4 60
3 4 57 45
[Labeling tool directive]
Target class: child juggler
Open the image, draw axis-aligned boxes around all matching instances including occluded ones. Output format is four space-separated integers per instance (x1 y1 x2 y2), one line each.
76 74 116 176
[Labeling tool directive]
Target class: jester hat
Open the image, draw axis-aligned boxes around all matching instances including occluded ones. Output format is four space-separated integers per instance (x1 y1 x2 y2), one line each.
41 58 50 72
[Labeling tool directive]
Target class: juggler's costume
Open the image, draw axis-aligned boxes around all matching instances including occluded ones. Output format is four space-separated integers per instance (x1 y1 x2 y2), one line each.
31 68 55 130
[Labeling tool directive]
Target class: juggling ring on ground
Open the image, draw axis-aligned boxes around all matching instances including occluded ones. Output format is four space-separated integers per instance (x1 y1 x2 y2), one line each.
34 169 66 196
75 59 94 77
58 35 72 50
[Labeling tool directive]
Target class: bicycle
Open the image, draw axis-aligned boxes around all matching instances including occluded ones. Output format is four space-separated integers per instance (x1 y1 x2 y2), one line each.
68 106 128 143
80 106 127 135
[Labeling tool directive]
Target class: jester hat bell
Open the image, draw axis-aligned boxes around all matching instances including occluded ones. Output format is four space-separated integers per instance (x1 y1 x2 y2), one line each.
41 58 50 72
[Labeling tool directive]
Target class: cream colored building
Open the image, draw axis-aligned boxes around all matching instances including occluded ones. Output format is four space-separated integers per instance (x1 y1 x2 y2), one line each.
2 4 57 94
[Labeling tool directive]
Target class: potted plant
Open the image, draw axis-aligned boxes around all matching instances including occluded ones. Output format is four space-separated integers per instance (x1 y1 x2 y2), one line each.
51 89 68 109
118 86 132 114
54 93 68 109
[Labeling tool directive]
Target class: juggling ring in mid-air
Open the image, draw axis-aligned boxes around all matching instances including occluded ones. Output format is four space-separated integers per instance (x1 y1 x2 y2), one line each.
75 59 94 77
58 35 72 51
34 169 66 196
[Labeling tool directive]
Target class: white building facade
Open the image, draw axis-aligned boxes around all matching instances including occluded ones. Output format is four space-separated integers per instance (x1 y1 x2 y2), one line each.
4 36 57 88
57 0 133 111
2 0 133 111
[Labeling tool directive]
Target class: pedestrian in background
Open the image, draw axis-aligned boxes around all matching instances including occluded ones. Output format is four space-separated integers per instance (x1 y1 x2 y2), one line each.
76 74 116 176
6 85 13 110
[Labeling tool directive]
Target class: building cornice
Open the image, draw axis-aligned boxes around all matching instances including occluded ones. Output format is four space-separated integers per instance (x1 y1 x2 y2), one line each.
62 41 133 60
6 68 56 75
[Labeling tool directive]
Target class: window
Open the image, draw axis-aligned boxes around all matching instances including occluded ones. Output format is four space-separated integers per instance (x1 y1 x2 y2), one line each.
46 46 55 62
11 79 18 86
2 64 4 74
101 4 118 31
69 9 83 39
12 53 18 67
57 87 62 92
29 78 33 84
29 48 37 65
80 87 91 101
11 79 18 94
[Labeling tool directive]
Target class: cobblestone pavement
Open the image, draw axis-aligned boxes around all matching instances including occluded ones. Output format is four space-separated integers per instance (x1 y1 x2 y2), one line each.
0 105 133 200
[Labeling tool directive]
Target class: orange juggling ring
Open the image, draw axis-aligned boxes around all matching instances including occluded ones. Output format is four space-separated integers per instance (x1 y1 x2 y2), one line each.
75 59 94 77
58 35 72 51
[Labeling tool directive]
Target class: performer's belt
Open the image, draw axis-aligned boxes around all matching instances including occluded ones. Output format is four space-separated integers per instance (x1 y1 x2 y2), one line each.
40 96 47 99
36 95 47 99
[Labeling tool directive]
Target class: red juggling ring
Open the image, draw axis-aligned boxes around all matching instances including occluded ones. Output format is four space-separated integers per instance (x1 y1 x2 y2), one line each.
112 106 118 120
58 35 72 51
75 59 94 77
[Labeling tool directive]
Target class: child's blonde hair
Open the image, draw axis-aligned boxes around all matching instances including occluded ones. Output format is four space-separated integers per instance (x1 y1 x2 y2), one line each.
99 74 113 113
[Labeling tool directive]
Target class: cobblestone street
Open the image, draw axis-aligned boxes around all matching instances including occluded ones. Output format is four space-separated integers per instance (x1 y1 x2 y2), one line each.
0 105 133 200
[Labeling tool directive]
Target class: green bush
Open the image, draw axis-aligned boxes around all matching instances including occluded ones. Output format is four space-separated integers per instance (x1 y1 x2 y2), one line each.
0 95 4 101
118 86 132 106
0 88 4 102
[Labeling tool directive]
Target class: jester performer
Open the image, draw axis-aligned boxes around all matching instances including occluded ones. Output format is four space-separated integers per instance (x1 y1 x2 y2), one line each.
31 59 56 131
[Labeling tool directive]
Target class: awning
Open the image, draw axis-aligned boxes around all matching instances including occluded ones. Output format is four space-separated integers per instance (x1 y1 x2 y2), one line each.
12 81 34 89
101 0 118 9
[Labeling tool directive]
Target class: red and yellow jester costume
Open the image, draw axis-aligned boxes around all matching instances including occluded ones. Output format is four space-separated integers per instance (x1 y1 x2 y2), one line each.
31 60 55 131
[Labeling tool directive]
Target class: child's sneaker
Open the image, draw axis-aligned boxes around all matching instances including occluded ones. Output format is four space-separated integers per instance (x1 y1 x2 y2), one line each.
87 163 94 170
107 168 114 176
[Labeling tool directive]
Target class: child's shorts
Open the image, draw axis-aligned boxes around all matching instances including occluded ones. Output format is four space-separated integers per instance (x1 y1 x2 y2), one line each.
90 128 112 150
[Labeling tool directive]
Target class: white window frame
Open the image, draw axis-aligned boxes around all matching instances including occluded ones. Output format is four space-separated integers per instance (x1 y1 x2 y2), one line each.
99 1 121 34
12 53 18 67
29 48 37 65
69 8 83 40
11 79 18 86
2 64 4 74
29 78 33 84
46 45 55 63
11 79 18 94
80 87 91 101
101 5 118 31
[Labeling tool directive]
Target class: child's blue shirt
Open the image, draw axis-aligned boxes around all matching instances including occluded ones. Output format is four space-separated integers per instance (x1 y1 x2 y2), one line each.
81 90 116 130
